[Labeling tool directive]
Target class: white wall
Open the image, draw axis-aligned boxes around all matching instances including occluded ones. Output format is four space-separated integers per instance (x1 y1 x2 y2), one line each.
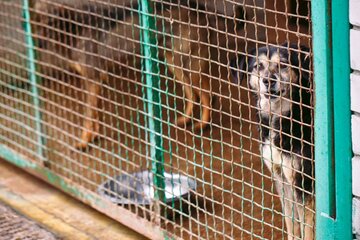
350 0 360 238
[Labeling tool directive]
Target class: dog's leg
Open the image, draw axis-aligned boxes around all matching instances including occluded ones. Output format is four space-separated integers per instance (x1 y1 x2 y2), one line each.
68 62 101 149
284 198 301 240
275 181 301 240
297 197 315 240
176 83 196 126
76 69 101 149
194 87 211 130
191 59 211 130
165 52 195 127
76 80 100 149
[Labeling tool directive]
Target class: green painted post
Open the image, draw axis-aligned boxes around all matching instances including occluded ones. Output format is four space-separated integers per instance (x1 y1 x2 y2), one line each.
313 0 352 239
22 0 46 164
312 0 336 238
331 0 352 238
139 0 166 213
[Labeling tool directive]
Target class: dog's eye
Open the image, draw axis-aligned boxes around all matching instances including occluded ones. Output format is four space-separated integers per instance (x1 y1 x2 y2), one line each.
279 63 288 69
254 62 264 71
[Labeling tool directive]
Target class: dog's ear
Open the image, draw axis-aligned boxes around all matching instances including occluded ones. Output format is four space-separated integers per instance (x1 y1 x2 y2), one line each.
234 5 246 31
298 45 311 81
284 43 310 82
230 51 255 84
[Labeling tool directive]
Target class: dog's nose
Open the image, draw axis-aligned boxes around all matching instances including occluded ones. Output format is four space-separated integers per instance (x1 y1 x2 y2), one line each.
263 75 277 88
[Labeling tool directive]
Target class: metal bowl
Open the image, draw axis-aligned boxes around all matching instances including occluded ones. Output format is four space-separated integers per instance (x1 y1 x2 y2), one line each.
97 170 197 205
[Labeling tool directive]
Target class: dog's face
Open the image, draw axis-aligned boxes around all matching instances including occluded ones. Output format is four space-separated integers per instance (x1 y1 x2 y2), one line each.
231 43 310 114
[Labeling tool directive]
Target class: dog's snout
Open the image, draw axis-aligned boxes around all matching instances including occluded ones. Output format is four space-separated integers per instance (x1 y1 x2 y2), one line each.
263 74 277 88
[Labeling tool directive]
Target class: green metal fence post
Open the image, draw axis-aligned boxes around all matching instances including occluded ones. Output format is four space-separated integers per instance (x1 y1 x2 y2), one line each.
22 0 46 165
313 0 352 239
331 0 352 238
139 0 166 217
312 0 335 237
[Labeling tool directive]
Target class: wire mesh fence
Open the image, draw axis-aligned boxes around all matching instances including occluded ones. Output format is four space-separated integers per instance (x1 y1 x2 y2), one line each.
0 0 314 239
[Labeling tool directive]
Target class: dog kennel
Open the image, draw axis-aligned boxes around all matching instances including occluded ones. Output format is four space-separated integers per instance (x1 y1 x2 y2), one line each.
0 0 351 239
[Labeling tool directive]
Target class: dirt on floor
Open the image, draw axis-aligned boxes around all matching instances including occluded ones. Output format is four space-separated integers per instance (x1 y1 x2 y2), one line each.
0 0 313 239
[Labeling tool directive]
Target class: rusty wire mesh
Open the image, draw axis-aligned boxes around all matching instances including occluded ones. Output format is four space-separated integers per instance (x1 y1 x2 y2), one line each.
0 0 313 239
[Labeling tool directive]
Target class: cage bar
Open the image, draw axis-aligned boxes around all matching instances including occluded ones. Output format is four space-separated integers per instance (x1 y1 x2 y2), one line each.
313 0 352 238
139 0 166 216
331 0 352 238
21 0 45 164
312 0 334 218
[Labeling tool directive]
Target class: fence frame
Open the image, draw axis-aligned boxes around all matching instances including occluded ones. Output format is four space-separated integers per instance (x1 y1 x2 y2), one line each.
22 0 46 164
312 0 352 239
139 0 166 220
0 0 353 239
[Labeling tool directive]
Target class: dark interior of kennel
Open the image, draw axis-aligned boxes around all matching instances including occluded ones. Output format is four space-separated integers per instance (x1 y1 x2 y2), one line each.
0 0 313 239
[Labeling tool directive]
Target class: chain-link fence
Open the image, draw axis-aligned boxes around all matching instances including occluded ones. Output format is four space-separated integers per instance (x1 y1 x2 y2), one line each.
0 0 314 239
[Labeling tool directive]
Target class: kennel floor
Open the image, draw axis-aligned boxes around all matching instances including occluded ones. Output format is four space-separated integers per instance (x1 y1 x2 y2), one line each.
0 69 288 239
0 160 146 240
0 202 57 240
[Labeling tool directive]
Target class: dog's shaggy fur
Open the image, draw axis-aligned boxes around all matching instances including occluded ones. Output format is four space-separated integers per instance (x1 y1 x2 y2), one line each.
33 0 245 149
231 43 314 239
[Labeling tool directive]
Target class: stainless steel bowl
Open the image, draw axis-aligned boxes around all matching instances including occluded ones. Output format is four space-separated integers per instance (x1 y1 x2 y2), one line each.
98 170 197 205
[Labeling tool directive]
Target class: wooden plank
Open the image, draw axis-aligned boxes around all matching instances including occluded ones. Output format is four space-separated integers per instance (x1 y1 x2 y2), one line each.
0 160 147 240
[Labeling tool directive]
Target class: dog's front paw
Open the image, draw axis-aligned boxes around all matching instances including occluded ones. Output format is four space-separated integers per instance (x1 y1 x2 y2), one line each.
194 121 209 131
76 121 100 150
175 116 191 127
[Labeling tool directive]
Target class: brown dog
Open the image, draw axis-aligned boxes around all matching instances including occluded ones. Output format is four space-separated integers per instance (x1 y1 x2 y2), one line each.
33 0 245 149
